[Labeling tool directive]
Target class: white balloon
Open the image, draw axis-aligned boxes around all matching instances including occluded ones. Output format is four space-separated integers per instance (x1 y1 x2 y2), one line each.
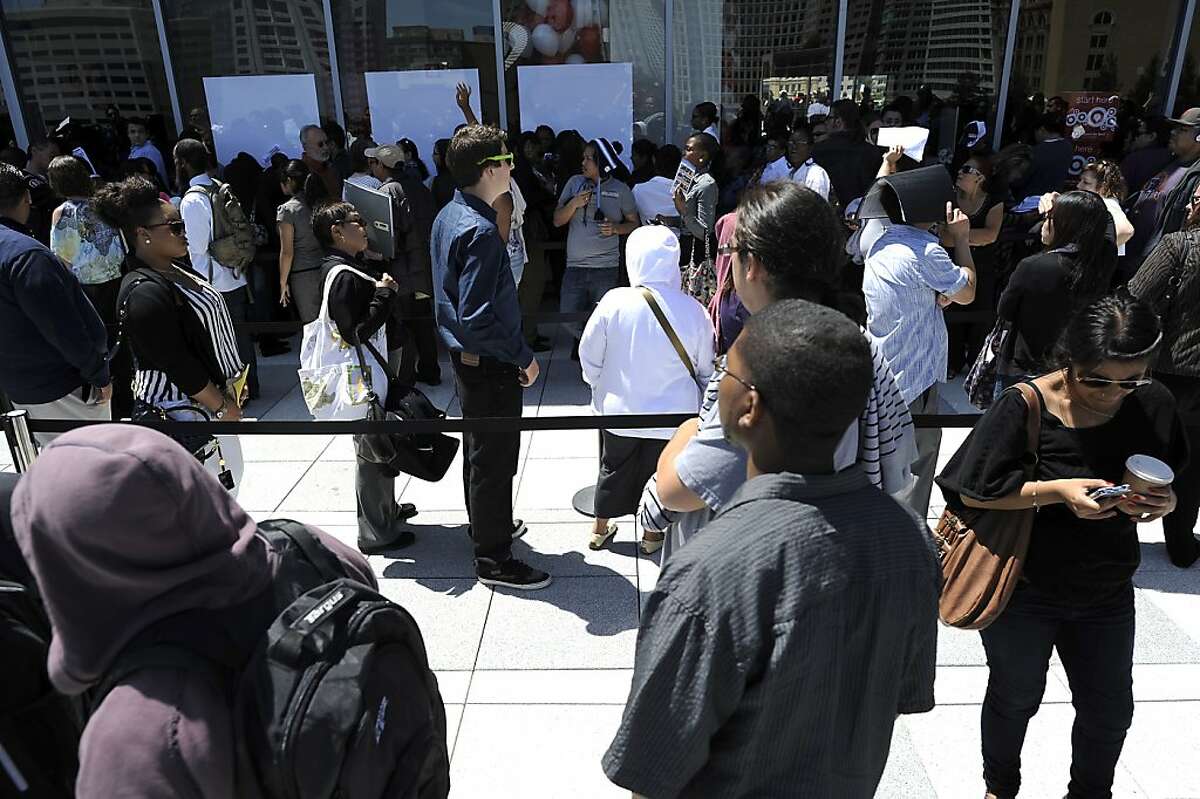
558 26 577 54
531 23 559 56
526 0 550 15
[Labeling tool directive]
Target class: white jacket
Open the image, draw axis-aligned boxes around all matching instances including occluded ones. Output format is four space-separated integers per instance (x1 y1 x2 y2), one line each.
580 226 715 439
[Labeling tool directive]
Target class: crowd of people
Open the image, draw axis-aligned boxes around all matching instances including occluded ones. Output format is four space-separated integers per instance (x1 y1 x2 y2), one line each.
1 84 1198 799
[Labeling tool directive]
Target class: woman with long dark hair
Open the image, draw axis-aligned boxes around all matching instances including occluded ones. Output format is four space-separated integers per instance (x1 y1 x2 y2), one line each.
948 149 1006 374
937 294 1186 799
995 190 1117 382
277 159 329 323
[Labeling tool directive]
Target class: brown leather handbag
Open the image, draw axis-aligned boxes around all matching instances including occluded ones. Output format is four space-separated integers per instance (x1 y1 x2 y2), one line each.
932 382 1042 630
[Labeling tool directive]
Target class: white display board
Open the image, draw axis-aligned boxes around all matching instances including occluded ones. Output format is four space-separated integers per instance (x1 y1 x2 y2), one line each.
203 74 320 165
518 63 633 167
365 69 481 173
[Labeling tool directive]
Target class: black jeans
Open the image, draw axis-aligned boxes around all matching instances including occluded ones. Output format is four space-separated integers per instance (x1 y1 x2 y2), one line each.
221 286 259 395
452 352 523 564
1155 372 1200 567
979 581 1135 799
396 294 441 384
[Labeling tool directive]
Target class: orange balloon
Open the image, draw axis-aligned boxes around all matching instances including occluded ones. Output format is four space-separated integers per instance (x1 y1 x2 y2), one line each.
576 25 603 60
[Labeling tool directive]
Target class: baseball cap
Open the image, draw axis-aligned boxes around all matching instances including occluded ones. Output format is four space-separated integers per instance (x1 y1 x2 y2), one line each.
1166 108 1200 127
364 144 404 168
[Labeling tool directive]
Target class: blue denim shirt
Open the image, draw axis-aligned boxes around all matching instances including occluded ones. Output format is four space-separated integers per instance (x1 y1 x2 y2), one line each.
430 190 533 369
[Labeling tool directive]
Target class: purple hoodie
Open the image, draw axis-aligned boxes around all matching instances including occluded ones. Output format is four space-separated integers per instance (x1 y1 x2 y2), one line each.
11 425 376 798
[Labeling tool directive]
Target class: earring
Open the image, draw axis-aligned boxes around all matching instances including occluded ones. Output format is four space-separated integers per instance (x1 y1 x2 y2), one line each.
144 238 151 245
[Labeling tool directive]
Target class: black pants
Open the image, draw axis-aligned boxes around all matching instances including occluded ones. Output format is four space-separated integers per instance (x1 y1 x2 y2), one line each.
1155 372 1200 567
221 286 259 395
452 353 522 564
594 432 667 519
396 294 441 384
979 582 1135 799
82 278 133 419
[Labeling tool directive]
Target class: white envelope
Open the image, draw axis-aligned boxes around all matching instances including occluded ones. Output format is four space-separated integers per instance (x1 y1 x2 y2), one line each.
876 126 930 163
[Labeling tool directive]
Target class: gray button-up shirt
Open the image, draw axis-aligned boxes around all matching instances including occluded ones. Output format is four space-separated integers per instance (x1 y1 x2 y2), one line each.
604 468 939 799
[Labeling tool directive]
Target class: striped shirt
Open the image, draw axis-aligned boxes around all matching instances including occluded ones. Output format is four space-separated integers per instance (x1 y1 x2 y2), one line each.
133 268 243 408
604 469 940 798
863 224 971 403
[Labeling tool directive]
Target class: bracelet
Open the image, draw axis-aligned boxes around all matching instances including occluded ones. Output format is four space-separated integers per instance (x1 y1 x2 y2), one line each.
213 397 228 420
1032 481 1040 511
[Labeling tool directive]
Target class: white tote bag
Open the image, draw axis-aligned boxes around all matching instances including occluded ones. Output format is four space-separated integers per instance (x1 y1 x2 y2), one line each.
298 264 389 420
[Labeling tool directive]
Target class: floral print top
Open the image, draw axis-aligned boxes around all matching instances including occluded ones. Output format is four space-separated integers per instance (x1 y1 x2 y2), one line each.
50 199 125 285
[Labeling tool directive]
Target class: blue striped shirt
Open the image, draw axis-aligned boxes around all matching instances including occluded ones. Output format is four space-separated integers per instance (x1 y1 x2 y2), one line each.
863 224 970 403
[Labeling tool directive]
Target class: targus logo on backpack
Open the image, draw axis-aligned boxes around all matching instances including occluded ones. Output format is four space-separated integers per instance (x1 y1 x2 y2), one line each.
374 696 389 744
302 588 347 627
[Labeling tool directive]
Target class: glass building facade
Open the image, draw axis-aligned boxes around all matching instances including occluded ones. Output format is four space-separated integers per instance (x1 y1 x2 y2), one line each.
0 0 1194 151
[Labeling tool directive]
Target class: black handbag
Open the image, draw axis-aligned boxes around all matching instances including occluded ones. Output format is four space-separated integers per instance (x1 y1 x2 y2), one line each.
352 341 459 482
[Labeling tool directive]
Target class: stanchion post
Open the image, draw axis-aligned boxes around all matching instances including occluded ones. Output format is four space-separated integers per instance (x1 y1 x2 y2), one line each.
2 409 38 472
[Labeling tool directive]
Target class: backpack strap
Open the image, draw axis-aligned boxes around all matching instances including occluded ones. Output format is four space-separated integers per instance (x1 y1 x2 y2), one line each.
638 287 699 384
257 519 350 584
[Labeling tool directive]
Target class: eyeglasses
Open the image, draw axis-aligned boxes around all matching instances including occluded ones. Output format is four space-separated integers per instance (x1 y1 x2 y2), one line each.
713 354 758 395
478 153 514 166
788 140 813 148
337 216 366 228
716 242 748 257
1188 194 1200 208
146 220 185 236
959 164 982 176
1076 375 1153 390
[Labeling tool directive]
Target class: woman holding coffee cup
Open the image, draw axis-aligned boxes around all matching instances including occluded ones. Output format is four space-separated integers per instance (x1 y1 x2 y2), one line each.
937 294 1187 799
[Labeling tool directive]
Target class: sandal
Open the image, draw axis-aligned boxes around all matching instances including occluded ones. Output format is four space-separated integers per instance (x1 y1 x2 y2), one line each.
639 531 664 555
588 522 618 550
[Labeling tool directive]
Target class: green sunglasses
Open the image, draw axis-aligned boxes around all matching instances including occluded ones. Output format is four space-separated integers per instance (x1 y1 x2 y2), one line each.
477 152 514 166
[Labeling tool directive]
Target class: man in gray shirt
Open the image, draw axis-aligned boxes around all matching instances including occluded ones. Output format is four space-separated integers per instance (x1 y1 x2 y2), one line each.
604 300 940 798
553 138 638 357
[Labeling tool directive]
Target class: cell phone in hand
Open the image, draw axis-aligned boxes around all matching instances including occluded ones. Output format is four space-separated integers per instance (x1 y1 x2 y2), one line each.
1087 484 1132 501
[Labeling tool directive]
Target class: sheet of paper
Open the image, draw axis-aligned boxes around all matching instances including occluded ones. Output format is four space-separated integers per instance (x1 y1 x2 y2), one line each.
203 74 320 165
518 63 633 168
365 69 482 176
876 126 930 163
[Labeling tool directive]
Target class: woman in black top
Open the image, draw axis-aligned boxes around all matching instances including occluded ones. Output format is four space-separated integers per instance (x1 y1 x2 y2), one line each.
937 295 1187 799
995 191 1117 385
313 201 416 554
95 176 248 488
948 150 1006 374
1129 181 1200 567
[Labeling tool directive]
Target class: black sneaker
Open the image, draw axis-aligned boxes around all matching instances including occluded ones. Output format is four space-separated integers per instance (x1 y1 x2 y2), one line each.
476 557 552 590
466 519 528 541
357 529 415 555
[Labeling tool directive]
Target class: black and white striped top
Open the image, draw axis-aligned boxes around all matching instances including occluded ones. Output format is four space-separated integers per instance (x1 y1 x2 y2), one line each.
132 268 244 407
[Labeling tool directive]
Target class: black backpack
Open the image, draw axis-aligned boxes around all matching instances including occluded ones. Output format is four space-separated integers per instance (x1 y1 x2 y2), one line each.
97 519 450 799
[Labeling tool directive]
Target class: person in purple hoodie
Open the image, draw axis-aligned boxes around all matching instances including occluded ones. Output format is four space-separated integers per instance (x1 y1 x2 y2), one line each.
10 425 377 798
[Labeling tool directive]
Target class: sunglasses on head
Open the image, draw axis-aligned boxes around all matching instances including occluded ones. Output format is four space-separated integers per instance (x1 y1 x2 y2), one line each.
146 220 186 236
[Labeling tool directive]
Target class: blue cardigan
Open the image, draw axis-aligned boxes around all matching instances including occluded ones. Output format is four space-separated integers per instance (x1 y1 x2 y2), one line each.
0 217 110 403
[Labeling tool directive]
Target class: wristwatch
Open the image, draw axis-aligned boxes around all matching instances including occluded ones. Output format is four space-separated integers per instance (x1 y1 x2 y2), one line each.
213 398 229 420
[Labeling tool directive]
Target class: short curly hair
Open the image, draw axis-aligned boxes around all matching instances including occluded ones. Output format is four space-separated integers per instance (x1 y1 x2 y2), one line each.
92 175 164 243
1080 159 1128 202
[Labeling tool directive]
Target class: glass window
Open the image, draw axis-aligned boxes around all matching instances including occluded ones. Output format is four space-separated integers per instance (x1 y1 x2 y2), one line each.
1172 2 1200 114
1000 0 1182 150
330 0 499 138
673 0 835 147
161 0 338 131
502 0 667 144
0 0 175 151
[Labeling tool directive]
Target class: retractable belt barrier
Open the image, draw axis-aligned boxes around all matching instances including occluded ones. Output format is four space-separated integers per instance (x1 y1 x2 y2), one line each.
20 413 982 437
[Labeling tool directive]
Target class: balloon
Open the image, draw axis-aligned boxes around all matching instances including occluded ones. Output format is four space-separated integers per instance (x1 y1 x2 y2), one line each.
531 23 559 56
565 54 586 64
546 0 574 32
558 26 577 54
526 0 550 15
576 25 603 61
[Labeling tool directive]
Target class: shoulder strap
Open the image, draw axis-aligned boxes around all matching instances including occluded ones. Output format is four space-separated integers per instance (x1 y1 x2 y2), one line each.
257 519 349 583
638 287 698 383
1009 382 1042 477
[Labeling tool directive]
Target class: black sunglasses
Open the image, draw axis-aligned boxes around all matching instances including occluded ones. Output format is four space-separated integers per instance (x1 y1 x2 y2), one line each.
1076 375 1153 390
146 220 185 236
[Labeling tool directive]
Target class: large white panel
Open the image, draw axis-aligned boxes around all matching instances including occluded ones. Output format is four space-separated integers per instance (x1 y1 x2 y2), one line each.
518 63 633 165
203 74 321 165
365 69 482 173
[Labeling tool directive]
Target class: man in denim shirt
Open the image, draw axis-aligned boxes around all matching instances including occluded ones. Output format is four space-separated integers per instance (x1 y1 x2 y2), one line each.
431 125 550 590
